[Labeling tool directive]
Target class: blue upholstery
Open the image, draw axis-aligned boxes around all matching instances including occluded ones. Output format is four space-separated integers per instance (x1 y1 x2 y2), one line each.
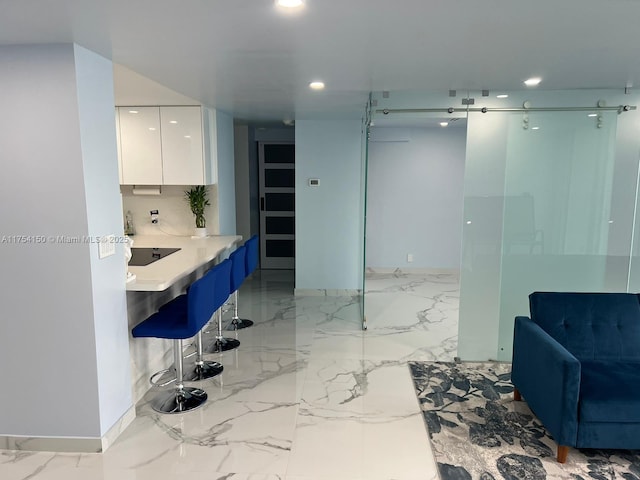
229 245 247 292
579 361 640 423
132 268 217 340
512 291 640 453
211 258 232 311
244 235 259 276
529 292 640 362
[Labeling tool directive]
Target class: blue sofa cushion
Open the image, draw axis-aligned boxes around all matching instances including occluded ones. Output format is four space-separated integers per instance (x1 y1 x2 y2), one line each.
529 292 640 362
579 361 640 423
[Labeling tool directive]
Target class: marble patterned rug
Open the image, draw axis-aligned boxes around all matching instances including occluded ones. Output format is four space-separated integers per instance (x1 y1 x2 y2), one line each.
408 361 640 480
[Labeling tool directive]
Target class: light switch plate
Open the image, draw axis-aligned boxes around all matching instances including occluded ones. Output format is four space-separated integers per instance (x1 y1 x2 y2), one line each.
99 235 116 259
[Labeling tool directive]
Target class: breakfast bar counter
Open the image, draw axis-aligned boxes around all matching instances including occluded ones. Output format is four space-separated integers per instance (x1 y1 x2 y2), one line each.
126 234 242 292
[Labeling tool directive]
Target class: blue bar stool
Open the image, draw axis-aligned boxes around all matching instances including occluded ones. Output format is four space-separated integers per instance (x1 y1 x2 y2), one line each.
245 235 259 280
160 281 224 382
205 258 241 353
131 269 219 413
226 245 254 330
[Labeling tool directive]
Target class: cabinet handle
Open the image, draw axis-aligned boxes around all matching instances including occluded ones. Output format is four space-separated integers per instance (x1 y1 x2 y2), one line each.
260 197 265 211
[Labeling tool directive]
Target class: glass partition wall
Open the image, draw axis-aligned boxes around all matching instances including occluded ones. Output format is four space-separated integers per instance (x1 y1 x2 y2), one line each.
363 89 640 362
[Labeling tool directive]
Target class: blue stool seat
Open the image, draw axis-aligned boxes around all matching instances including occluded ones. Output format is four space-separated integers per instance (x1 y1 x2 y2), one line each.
159 294 187 313
132 309 192 339
226 245 254 330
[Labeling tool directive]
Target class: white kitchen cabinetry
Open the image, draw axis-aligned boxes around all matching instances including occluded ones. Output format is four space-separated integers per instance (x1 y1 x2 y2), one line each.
117 106 218 186
118 107 162 185
160 106 204 185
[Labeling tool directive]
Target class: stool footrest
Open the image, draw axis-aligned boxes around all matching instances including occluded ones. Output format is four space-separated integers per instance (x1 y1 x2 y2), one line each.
150 368 176 387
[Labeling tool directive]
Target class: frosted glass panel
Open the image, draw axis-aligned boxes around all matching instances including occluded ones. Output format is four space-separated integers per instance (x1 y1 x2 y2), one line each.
496 111 622 360
458 109 637 361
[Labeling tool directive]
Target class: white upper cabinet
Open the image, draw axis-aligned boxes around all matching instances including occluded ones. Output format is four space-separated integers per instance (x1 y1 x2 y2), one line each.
160 106 204 185
117 105 218 186
118 107 162 185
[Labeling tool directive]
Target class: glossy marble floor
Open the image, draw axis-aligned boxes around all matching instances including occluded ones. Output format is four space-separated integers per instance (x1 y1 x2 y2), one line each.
1 269 459 480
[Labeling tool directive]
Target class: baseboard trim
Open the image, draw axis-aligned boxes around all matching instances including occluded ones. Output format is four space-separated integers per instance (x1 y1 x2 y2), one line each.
294 288 361 296
365 267 460 275
0 405 136 453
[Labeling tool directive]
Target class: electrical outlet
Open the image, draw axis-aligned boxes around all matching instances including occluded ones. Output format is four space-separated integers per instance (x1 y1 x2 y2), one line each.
98 235 116 259
407 253 414 263
150 209 159 224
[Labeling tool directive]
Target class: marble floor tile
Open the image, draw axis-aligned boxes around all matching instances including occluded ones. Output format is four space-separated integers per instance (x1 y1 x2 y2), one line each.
1 269 459 480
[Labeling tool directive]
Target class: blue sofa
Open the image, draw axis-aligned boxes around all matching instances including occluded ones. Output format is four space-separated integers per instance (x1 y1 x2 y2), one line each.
512 292 640 463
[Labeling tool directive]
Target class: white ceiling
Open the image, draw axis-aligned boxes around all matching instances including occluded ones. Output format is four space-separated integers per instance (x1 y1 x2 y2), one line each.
3 0 640 123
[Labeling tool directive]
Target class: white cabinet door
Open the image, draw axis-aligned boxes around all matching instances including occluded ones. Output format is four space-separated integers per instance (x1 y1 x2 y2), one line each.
119 107 162 185
160 106 204 185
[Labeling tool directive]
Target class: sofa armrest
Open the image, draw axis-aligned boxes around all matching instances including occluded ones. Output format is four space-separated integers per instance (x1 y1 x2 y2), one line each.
511 316 581 447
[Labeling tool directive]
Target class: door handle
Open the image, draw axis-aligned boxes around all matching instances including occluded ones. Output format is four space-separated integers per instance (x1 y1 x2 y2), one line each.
260 197 265 211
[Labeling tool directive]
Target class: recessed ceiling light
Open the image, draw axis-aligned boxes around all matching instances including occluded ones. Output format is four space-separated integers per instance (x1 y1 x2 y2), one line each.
128 110 139 114
531 126 540 130
309 81 325 90
588 113 598 117
169 120 178 124
184 135 191 139
276 0 304 7
440 122 449 127
496 94 509 99
524 77 542 87
148 127 156 131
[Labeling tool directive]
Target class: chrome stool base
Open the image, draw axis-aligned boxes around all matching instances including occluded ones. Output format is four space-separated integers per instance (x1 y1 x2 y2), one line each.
207 337 241 353
228 317 254 330
182 361 223 381
150 387 207 414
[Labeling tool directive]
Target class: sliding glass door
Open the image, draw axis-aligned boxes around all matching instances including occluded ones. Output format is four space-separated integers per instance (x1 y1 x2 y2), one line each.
458 97 640 361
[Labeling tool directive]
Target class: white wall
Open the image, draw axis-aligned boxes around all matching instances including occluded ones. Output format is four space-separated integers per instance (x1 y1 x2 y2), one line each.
295 119 364 290
366 126 466 269
216 110 236 235
0 44 131 439
234 125 251 242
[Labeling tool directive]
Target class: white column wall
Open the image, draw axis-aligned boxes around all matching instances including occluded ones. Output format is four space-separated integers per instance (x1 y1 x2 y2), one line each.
74 44 132 435
216 110 237 235
234 124 251 242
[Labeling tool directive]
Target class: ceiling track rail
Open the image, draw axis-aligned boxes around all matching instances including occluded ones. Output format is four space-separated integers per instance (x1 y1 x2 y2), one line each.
376 105 637 115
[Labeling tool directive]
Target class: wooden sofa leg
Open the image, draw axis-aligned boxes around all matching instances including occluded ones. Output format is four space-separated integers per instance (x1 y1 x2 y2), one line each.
557 445 569 463
513 388 522 401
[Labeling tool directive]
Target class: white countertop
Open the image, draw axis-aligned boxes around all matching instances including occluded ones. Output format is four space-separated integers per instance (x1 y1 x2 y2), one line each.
125 234 242 292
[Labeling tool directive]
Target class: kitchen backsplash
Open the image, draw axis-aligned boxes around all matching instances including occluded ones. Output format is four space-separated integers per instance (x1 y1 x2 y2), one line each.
121 185 219 236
